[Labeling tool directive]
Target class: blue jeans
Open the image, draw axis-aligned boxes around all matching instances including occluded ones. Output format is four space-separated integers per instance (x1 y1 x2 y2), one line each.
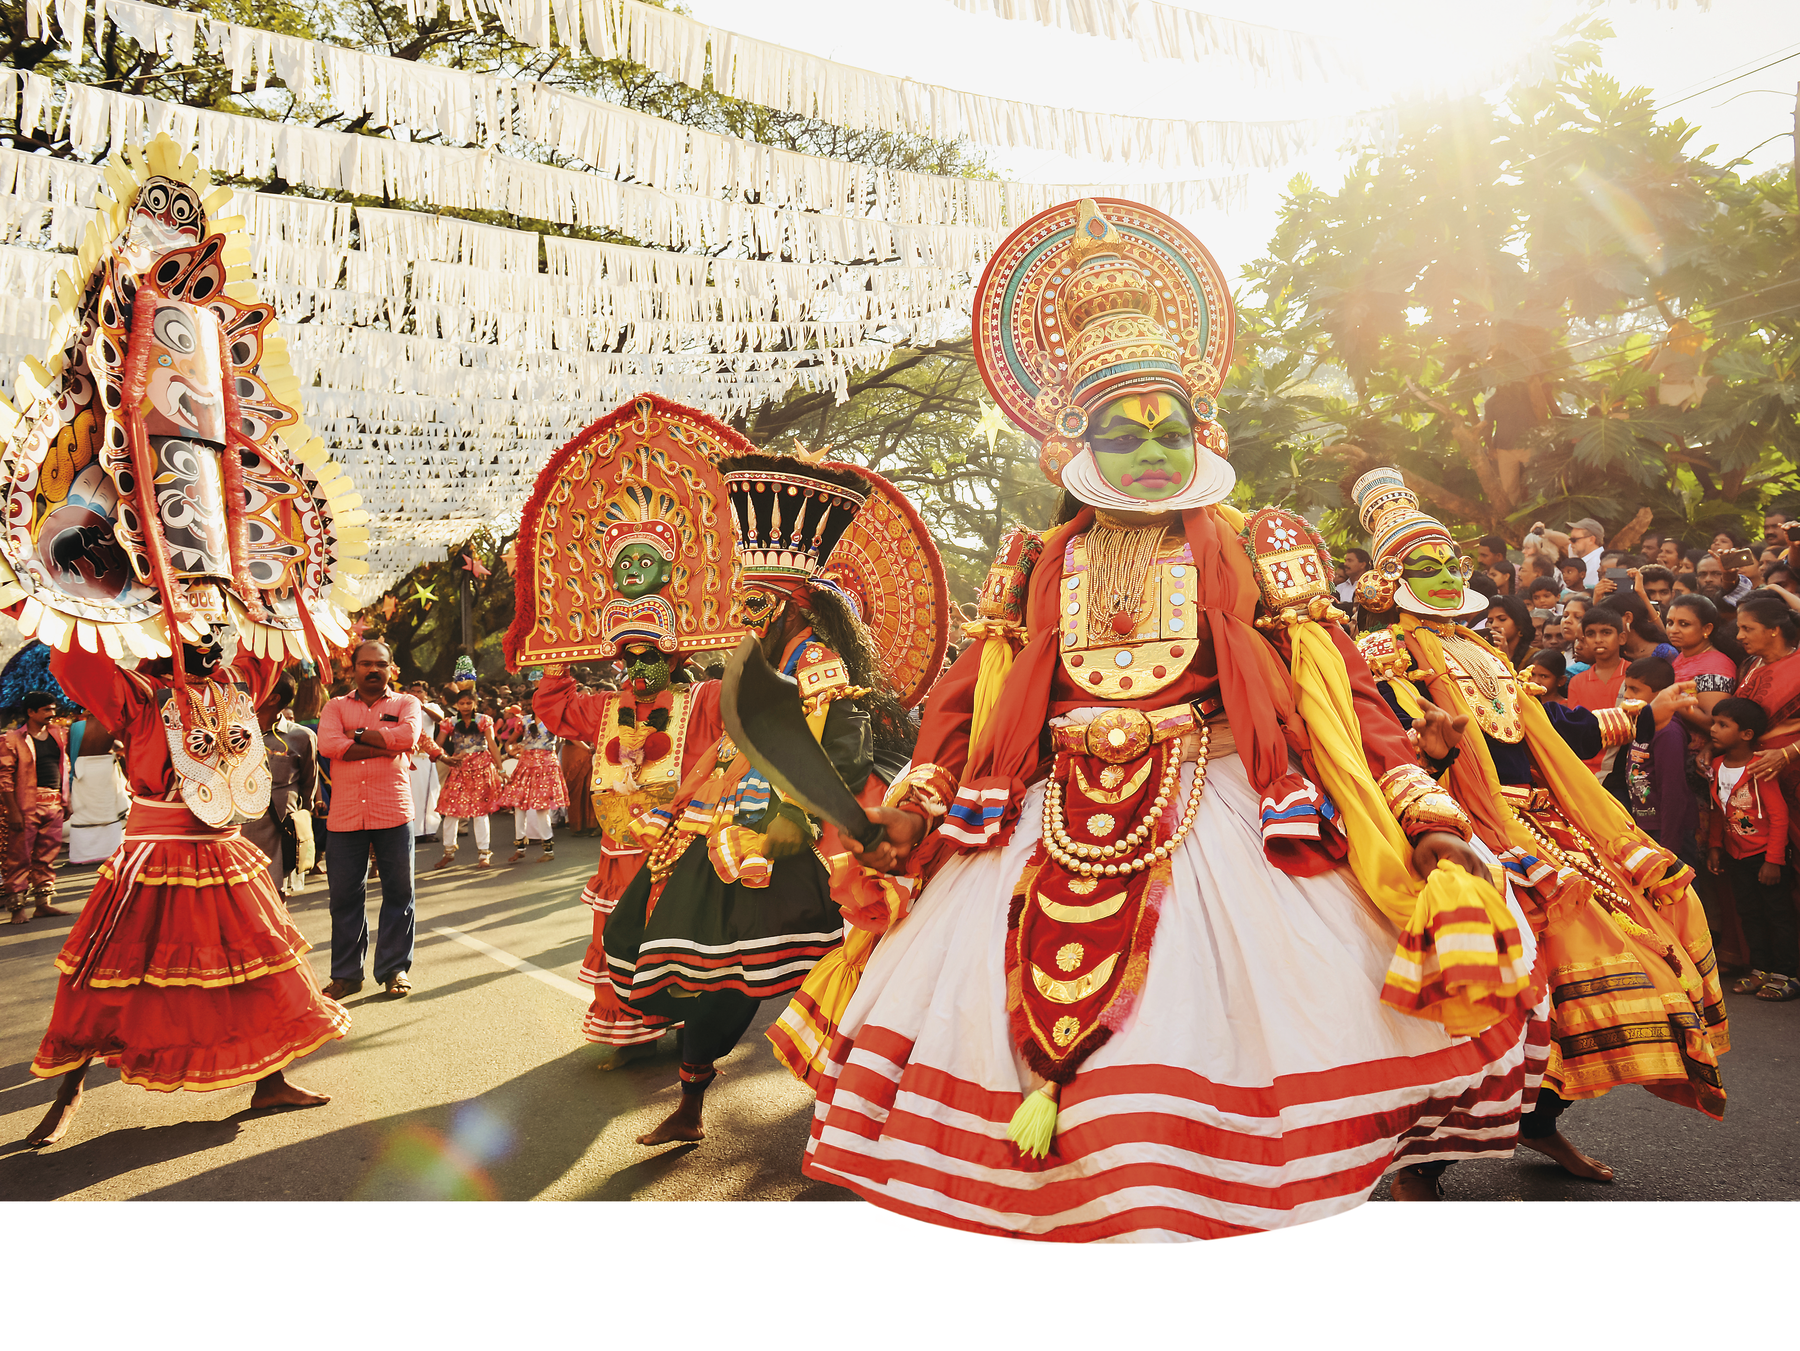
326 822 416 983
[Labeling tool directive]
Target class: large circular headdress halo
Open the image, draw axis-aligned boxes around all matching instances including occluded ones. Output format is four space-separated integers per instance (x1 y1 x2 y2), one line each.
972 197 1235 490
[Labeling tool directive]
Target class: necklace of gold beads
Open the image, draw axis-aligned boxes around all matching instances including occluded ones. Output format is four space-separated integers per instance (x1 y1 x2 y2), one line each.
1041 724 1210 877
1083 522 1165 645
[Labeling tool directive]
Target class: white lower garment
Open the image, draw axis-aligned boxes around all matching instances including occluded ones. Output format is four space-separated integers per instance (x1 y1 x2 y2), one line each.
516 808 553 843
442 814 490 852
409 756 440 838
68 755 129 865
802 749 1545 1242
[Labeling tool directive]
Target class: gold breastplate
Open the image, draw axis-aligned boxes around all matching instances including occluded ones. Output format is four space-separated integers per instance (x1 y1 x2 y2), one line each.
1434 626 1525 744
591 688 694 839
1057 533 1199 701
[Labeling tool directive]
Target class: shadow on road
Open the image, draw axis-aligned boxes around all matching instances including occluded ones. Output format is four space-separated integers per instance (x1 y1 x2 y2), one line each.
0 1117 242 1199
98 1042 856 1203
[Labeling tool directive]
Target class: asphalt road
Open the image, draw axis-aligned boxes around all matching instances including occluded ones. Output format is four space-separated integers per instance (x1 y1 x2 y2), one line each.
1 828 1794 1204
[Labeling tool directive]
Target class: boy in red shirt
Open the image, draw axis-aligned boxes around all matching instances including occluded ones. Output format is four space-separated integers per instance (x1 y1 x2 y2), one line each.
1705 697 1797 1001
1569 606 1628 774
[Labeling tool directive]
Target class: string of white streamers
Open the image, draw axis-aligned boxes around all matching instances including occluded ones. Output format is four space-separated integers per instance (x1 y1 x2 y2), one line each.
400 0 1379 169
12 72 1004 271
26 0 1376 171
0 150 920 588
85 0 1252 220
943 0 1337 77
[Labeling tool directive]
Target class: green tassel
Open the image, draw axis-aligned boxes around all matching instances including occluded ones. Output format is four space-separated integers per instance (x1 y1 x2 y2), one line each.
1006 1082 1061 1159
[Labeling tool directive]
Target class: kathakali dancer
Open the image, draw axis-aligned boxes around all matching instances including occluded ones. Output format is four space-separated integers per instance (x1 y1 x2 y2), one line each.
1350 467 1727 1182
514 395 747 1063
794 199 1547 1240
1 135 364 1144
597 447 921 1145
765 460 950 1089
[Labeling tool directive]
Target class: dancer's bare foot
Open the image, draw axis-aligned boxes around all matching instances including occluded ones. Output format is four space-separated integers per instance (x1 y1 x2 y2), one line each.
249 1070 331 1111
1388 1167 1445 1201
27 1064 88 1146
636 1093 706 1145
1520 1131 1614 1181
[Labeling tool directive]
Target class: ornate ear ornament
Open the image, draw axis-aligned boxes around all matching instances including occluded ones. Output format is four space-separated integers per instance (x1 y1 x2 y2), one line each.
1239 508 1345 629
1354 566 1399 612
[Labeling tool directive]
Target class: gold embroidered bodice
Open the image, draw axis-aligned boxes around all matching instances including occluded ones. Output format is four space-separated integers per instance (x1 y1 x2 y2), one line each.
1416 621 1526 744
1057 532 1200 701
590 687 695 841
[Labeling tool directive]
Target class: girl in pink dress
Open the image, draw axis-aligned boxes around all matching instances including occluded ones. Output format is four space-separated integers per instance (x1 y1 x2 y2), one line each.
497 714 565 862
435 692 502 869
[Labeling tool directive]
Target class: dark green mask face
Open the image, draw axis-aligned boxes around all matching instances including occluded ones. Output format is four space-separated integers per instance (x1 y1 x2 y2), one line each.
620 643 673 698
611 543 673 600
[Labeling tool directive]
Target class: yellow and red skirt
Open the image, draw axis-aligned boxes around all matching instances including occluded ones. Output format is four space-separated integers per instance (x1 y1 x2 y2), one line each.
30 797 350 1092
1504 786 1728 1118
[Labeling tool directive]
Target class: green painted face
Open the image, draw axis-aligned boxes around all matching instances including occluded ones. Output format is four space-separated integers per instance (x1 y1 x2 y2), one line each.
611 543 673 600
1401 543 1467 612
1086 392 1196 503
620 643 673 697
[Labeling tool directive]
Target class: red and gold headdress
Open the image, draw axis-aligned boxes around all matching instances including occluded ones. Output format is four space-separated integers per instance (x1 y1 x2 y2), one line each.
504 394 749 666
1350 467 1481 616
972 198 1235 508
816 463 950 709
601 517 678 568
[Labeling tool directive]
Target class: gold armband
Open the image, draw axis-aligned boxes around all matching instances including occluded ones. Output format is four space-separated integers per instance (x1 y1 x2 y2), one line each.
1378 763 1474 843
1594 703 1639 749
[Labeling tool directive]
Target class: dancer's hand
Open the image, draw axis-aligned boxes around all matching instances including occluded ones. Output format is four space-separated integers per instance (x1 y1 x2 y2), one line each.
1412 830 1487 881
1413 698 1469 764
846 805 926 874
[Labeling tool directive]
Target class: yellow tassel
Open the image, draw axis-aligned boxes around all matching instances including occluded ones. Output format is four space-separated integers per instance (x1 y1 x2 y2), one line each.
966 636 1016 753
1006 1081 1061 1159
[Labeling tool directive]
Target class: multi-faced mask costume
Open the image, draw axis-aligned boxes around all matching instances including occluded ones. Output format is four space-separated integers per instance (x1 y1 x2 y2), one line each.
0 136 358 664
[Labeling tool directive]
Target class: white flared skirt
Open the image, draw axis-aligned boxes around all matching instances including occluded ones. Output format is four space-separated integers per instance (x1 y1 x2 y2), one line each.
802 752 1547 1242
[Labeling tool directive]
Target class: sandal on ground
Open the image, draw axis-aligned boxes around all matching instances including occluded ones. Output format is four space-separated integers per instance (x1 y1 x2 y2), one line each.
509 848 526 863
1730 970 1769 995
322 978 363 999
432 852 457 871
476 851 493 869
1754 975 1800 1002
385 973 413 997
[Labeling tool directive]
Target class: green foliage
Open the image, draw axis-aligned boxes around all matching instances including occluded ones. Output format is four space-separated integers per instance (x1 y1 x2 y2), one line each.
367 526 516 684
1224 14 1800 550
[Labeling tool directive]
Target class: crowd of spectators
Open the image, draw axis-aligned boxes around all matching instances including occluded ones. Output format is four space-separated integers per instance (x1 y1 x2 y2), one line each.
1331 507 1800 1001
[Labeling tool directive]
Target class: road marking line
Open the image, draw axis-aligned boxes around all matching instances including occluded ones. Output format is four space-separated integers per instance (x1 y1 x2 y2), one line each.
431 924 589 1002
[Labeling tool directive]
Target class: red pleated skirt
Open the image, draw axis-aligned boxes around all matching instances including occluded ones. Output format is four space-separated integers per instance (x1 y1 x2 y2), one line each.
496 747 568 812
31 797 350 1092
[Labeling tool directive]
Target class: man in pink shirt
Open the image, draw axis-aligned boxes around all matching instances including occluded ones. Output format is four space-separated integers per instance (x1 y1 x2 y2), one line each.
318 641 423 998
